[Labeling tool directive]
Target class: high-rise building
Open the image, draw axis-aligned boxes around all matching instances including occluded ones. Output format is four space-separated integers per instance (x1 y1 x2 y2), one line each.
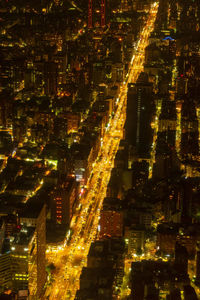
125 226 145 255
0 253 12 291
0 205 46 297
181 99 199 159
99 198 123 239
88 0 106 28
20 204 46 298
88 0 93 28
44 62 58 96
174 242 188 278
176 76 188 97
145 43 161 65
51 177 78 225
101 0 106 27
153 96 179 180
131 262 145 300
158 97 177 134
125 72 154 162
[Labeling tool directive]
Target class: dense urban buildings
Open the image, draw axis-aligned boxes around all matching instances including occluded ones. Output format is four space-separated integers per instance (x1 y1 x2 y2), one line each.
0 0 200 299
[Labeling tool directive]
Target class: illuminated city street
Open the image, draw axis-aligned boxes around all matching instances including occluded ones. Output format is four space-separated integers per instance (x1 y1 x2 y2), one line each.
45 3 158 299
1 0 200 299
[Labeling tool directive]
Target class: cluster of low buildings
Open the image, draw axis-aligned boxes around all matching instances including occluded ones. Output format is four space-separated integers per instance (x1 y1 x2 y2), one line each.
0 0 155 299
76 0 200 298
0 0 200 298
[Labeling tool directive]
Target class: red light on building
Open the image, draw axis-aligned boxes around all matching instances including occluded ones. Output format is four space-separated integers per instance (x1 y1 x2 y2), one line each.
101 0 106 27
88 0 93 28
51 178 78 225
88 0 106 28
99 210 123 239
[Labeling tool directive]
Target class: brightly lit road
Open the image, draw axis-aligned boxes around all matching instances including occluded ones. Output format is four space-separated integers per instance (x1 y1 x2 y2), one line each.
44 3 158 299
